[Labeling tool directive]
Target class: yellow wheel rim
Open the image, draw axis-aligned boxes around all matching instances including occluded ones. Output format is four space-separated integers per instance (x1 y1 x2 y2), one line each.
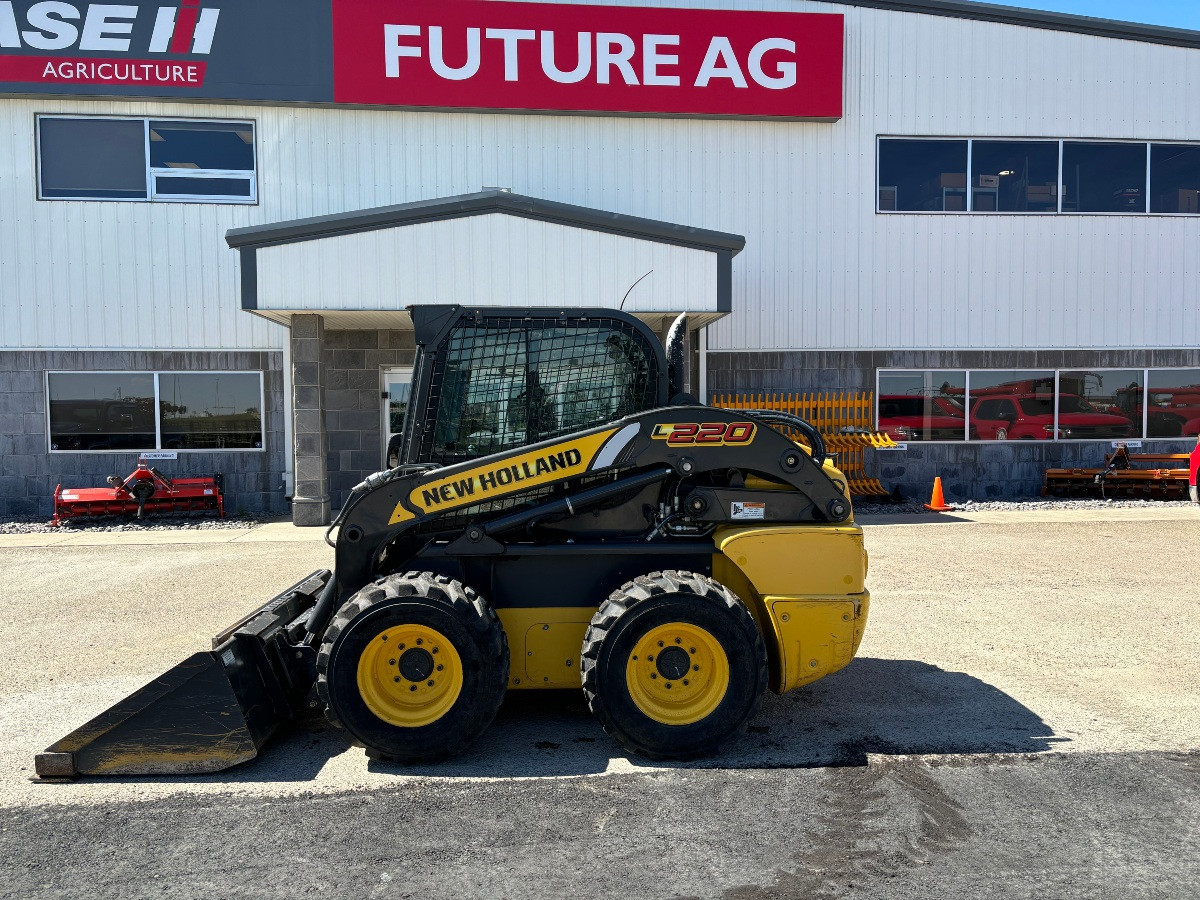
625 622 729 726
357 623 463 728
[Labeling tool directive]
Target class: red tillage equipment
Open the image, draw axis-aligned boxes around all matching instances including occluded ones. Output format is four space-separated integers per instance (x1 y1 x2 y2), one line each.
51 461 224 526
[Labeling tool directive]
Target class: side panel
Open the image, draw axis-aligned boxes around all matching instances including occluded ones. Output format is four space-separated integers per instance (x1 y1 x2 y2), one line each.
714 525 866 595
767 594 869 693
497 607 593 690
713 524 870 694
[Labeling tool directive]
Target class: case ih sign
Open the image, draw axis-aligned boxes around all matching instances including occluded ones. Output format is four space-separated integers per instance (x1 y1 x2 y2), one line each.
0 0 843 119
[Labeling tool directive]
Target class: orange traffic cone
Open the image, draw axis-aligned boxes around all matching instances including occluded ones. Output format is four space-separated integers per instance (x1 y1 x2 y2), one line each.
924 477 954 512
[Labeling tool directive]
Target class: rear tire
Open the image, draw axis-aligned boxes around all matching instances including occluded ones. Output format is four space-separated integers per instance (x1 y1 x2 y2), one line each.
316 572 508 762
581 570 767 759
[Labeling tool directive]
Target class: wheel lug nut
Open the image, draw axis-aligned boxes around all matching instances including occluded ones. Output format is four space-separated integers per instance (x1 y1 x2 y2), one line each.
650 673 657 679
394 676 400 682
675 638 681 644
683 680 690 686
665 683 672 689
658 641 664 648
399 643 405 650
389 659 396 665
427 680 434 687
689 647 696 654
416 638 423 645
693 665 699 671
409 685 417 692
432 647 439 654
436 664 444 671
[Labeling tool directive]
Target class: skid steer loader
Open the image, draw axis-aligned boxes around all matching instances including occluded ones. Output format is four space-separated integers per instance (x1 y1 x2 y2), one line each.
35 306 870 778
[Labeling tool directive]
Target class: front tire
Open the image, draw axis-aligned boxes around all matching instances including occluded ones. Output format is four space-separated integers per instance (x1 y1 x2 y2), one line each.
316 572 509 762
581 570 767 759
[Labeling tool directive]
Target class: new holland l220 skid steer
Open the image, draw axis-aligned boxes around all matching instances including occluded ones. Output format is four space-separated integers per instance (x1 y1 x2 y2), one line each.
36 306 870 778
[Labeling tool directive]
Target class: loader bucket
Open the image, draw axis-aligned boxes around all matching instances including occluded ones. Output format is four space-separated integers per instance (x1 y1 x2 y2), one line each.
34 569 332 779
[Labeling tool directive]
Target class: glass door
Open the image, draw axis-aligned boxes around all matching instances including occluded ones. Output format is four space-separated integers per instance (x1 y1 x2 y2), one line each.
381 367 413 468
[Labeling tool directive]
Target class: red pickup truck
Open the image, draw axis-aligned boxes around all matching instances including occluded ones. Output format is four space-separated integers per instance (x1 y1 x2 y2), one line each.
877 394 966 441
970 393 1134 440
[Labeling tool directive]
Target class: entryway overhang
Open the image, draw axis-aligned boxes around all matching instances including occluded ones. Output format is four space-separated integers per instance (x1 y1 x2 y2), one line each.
225 189 744 332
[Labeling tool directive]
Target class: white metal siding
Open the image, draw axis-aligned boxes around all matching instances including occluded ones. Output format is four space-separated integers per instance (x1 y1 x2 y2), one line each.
1 1 1198 351
254 214 717 315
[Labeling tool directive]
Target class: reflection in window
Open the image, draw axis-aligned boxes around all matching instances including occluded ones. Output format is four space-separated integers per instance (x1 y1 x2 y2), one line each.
1061 142 1146 213
877 371 966 440
48 373 156 451
1145 369 1200 437
1150 144 1200 214
1057 370 1138 440
967 370 1055 441
970 140 1059 212
878 139 968 211
877 368 1200 441
159 374 263 450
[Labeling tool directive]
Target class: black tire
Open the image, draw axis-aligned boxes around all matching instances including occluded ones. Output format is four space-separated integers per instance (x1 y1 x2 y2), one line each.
581 570 768 760
316 572 509 762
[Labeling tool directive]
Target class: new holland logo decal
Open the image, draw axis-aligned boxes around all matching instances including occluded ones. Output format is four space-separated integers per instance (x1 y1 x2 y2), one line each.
390 429 616 524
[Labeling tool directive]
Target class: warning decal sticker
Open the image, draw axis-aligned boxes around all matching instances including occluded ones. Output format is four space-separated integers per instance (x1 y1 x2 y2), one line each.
731 501 766 520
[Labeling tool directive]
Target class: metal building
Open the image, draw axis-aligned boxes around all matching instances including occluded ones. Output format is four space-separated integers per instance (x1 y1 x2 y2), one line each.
2 0 1198 521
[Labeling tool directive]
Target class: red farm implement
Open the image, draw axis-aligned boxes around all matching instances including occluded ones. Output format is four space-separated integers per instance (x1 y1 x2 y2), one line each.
52 461 224 526
1043 443 1194 500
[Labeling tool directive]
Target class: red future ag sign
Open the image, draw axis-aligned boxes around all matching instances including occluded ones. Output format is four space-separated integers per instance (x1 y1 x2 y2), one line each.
333 0 843 119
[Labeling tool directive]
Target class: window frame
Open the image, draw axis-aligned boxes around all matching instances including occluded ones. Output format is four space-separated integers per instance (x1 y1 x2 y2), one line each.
46 370 266 454
35 114 257 205
877 136 1200 216
876 367 1199 443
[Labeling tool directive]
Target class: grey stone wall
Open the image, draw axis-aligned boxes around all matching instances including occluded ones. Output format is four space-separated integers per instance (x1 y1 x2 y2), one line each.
0 350 286 518
322 329 417 512
291 315 331 527
707 347 1200 501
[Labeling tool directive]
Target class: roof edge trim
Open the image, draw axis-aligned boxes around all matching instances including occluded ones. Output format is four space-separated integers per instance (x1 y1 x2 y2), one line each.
226 190 746 255
822 0 1200 49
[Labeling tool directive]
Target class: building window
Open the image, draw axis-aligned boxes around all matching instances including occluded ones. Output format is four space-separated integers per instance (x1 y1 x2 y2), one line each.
879 137 1200 215
877 368 1200 442
1143 368 1200 437
1061 142 1146 213
48 372 264 452
877 139 967 211
1150 144 1200 214
37 116 256 203
970 140 1059 213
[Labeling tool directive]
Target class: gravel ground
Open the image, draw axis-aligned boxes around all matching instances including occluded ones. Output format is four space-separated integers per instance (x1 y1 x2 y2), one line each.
0 514 270 534
854 496 1195 516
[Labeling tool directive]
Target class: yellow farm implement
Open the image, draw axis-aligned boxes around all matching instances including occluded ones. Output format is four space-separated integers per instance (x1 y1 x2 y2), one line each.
711 392 896 497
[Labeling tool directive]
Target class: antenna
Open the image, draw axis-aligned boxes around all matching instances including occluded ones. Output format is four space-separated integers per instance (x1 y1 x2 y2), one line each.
618 270 653 311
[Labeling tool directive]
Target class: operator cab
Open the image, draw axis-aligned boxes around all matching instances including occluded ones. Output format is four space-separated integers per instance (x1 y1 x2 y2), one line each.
392 306 672 469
